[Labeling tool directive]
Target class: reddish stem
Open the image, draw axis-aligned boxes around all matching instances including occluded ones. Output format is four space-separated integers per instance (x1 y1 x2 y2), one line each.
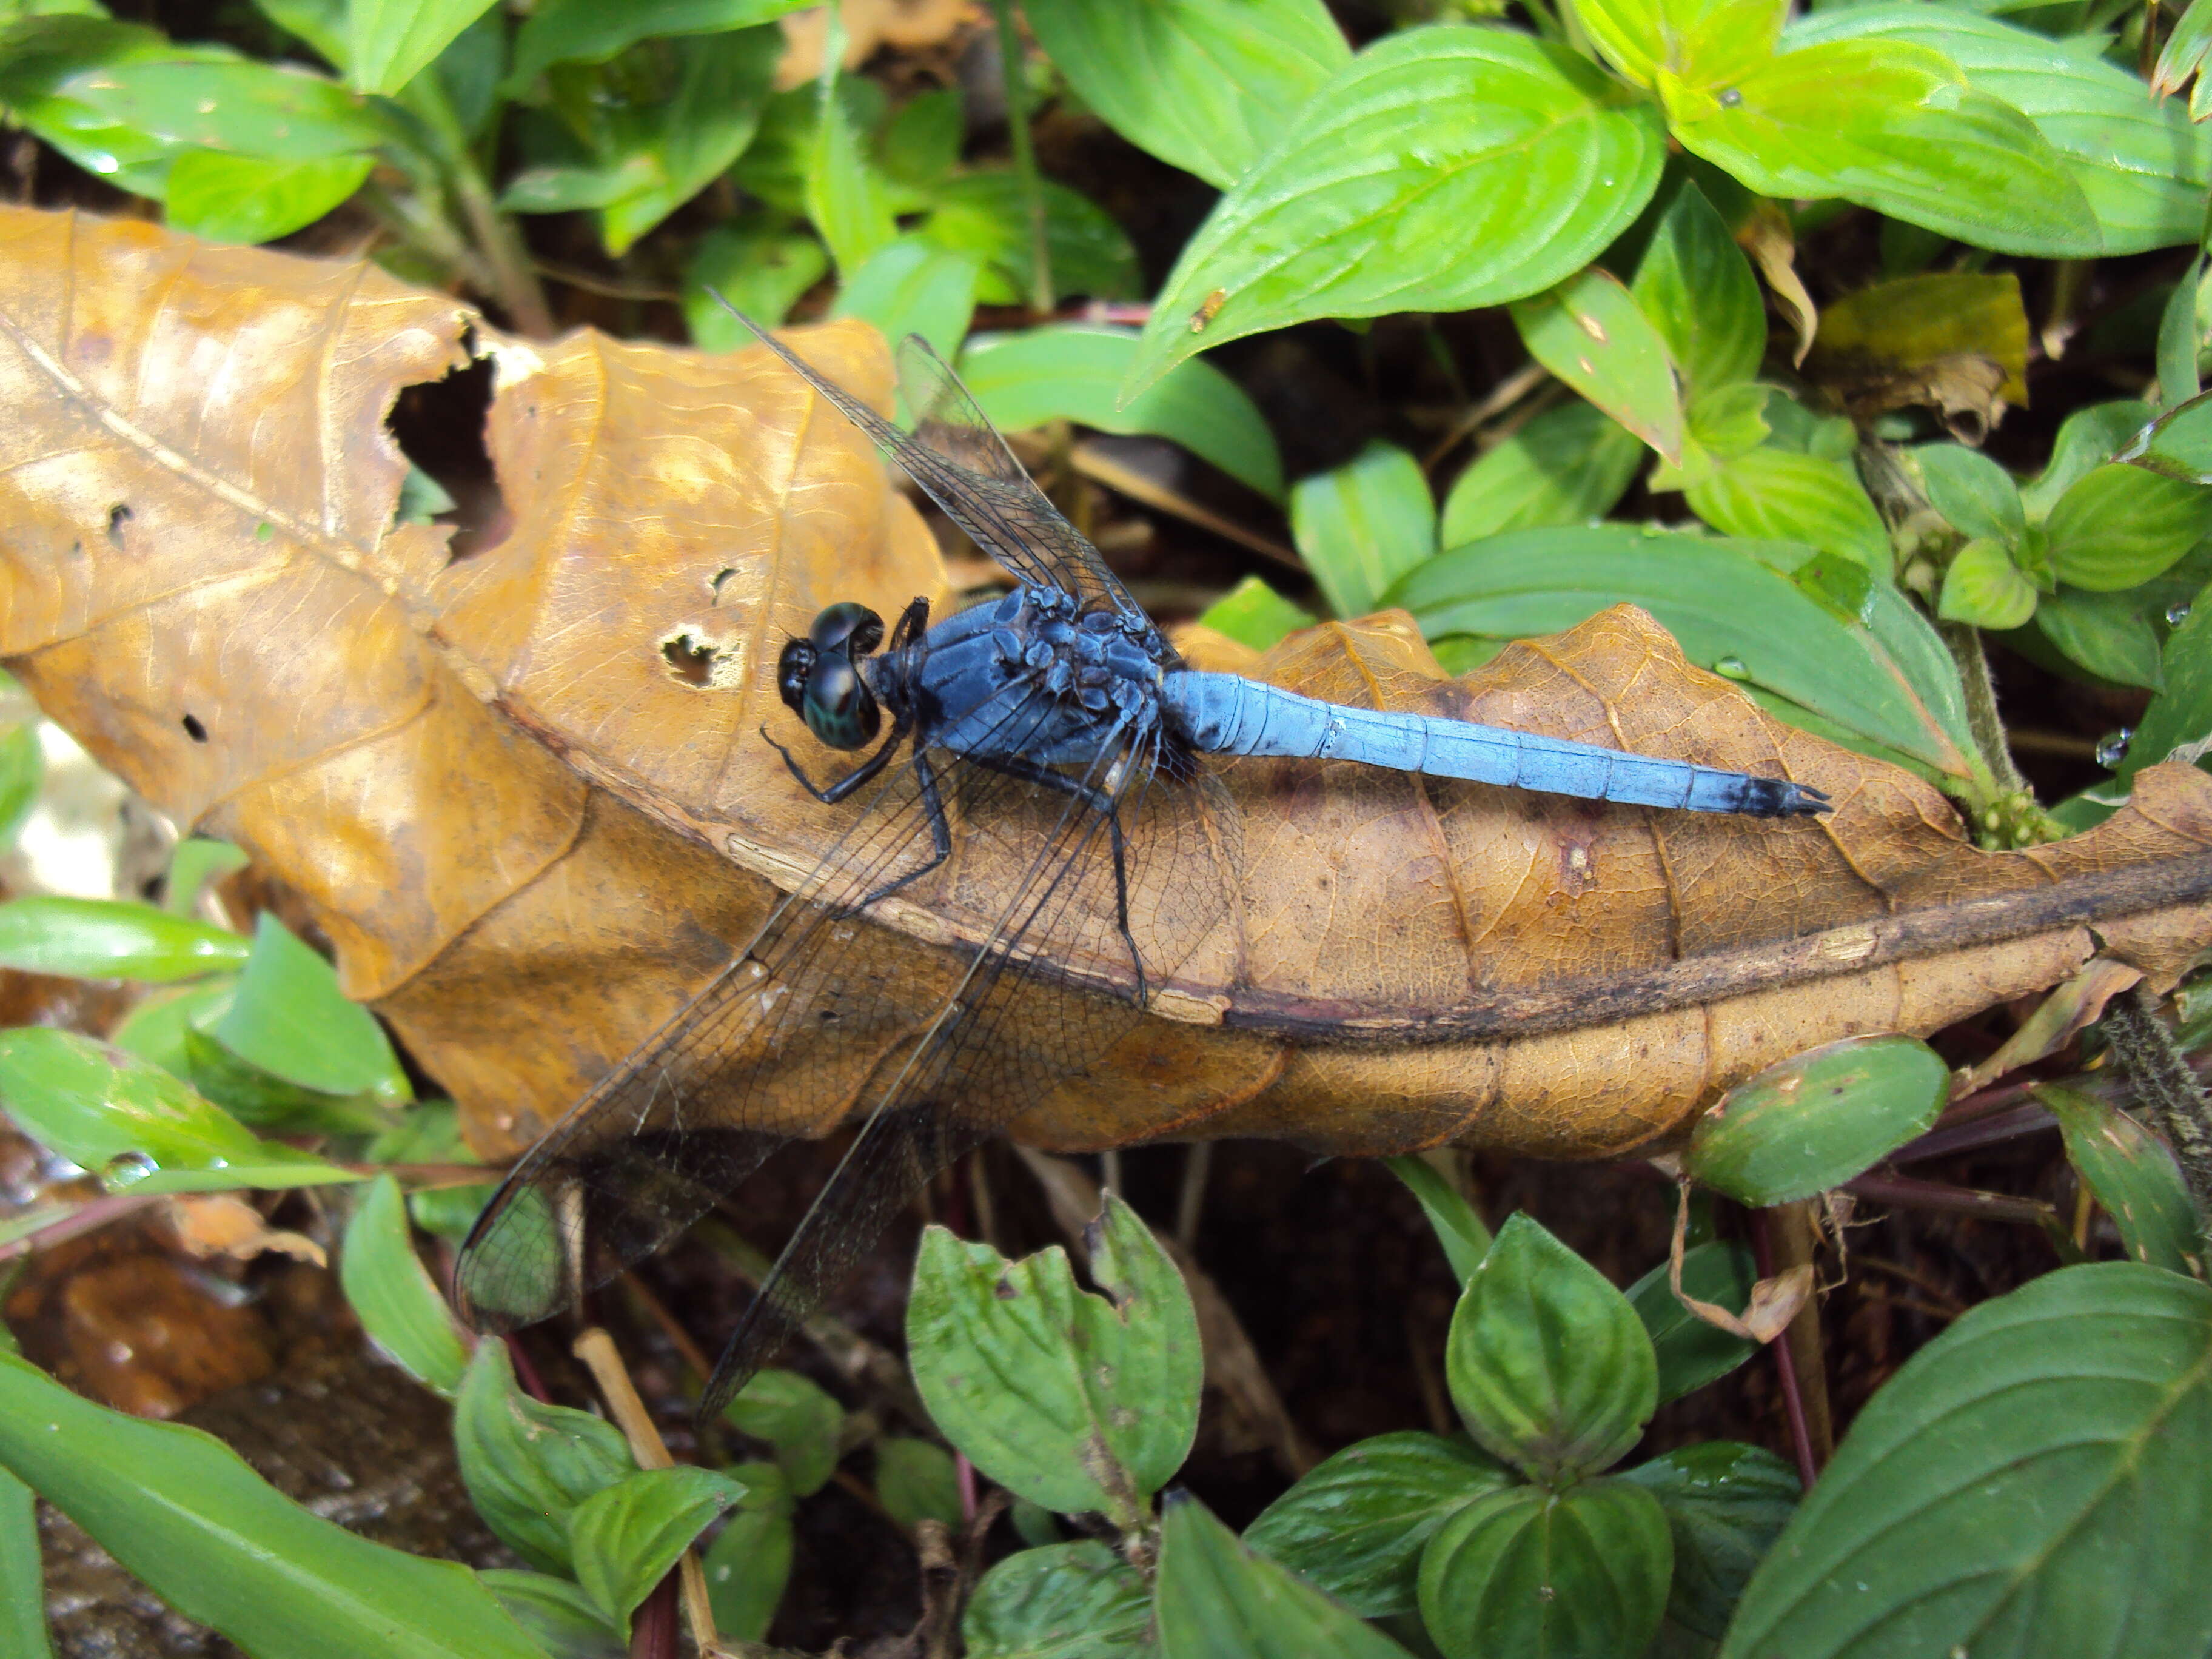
0 1191 158 1262
1751 1210 1820 1492
504 1333 552 1403
628 1572 678 1659
957 1450 978 1529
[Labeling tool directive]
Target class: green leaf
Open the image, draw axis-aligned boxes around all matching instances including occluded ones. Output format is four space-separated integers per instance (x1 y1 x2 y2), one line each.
1620 1441 1799 1641
0 17 215 195
1631 179 1765 395
162 836 248 916
808 75 897 276
2022 400 2152 521
0 1027 354 1192
1725 1264 2212 1658
1571 0 1786 90
0 1347 541 1658
2034 586 2168 691
1417 1479 1672 1659
1914 442 2024 545
163 149 372 243
2122 390 2212 486
965 1538 1156 1658
1196 576 1313 654
831 236 980 363
2043 464 2212 592
1019 0 1347 189
597 27 782 255
0 723 41 855
722 1369 845 1498
1243 1431 1513 1618
339 1173 471 1395
1685 445 1891 572
479 1570 625 1659
1389 526 1977 779
1684 1035 1948 1207
452 1340 635 1575
183 1023 393 1137
0 1464 47 1659
0 895 248 981
1939 538 2038 631
2040 1085 2205 1278
1793 6 2212 255
568 1466 746 1635
959 326 1285 502
1125 27 1665 399
906 1193 1200 1529
1444 1213 1656 1483
1159 1494 1414 1659
1439 401 1644 548
1626 1241 1760 1404
213 912 409 1101
684 221 830 343
1664 36 2100 258
920 172 1139 307
700 1461 793 1643
732 78 884 218
1291 441 1436 621
109 977 237 1078
875 1436 962 1532
1511 266 1683 464
1382 1156 1492 1287
347 0 495 95
2160 256 2205 409
507 0 811 88
2155 0 2212 112
881 88 963 195
2120 591 2212 785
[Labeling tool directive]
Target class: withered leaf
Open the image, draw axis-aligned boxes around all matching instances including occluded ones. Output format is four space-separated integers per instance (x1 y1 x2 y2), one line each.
3 206 2211 1167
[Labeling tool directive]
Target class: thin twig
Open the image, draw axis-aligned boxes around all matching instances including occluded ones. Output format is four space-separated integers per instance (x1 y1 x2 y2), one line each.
534 260 681 304
1751 1210 1821 1490
0 1191 158 1262
1419 361 1549 474
1843 1172 2059 1225
403 75 552 335
1069 440 1301 571
1174 1142 1212 1252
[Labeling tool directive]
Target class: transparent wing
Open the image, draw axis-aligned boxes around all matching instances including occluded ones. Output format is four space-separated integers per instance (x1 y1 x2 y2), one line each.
720 299 1159 635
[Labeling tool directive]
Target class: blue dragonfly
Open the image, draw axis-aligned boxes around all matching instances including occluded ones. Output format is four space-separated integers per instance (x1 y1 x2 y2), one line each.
454 315 1828 1413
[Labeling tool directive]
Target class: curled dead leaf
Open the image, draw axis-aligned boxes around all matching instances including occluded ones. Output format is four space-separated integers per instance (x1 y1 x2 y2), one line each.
162 1193 326 1267
1668 1182 1815 1345
1807 273 2031 443
2 207 2211 1171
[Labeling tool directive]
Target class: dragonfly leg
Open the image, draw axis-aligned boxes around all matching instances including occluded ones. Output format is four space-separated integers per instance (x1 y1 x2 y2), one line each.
848 749 954 914
968 754 1146 1005
761 716 911 805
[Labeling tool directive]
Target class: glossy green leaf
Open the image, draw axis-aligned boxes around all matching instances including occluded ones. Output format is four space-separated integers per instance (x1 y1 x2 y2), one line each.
732 78 885 217
2022 400 2152 521
1792 6 2212 255
959 326 1285 501
1418 1480 1672 1659
339 1173 471 1395
479 1570 625 1659
1125 27 1665 398
1389 526 1976 777
1572 0 1786 90
2120 592 2212 785
452 1340 635 1575
0 1347 541 1658
2122 390 2212 487
831 236 980 363
699 1461 792 1643
1686 445 1891 572
182 1023 393 1137
1939 538 2038 631
569 1466 746 1635
1019 0 1347 189
2040 1086 2205 1279
1664 37 2099 258
722 1369 845 1498
2155 0 2212 112
347 0 495 95
1382 1156 1492 1287
920 172 1139 307
162 149 371 243
1620 1441 1799 1641
1292 441 1436 621
1196 577 1313 654
2160 257 2205 409
162 836 248 917
598 27 782 255
1445 1213 1656 1483
1511 266 1683 464
808 70 896 275
1439 401 1644 548
506 0 811 87
0 1027 353 1192
0 18 220 195
1914 443 2024 546
1159 1494 1413 1659
1684 1035 1948 1206
875 1436 962 1532
906 1193 1200 1529
1244 1431 1513 1618
0 1464 47 1659
685 222 830 343
213 911 410 1101
2034 587 2168 691
108 977 236 1078
0 895 247 981
0 723 39 855
1626 1241 1759 1404
2043 464 2212 592
964 1538 1156 1659
1632 179 1765 394
1726 1264 2212 1658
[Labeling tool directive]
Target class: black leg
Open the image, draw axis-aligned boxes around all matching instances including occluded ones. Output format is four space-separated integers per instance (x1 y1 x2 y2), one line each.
762 717 911 805
887 595 931 650
969 754 1146 1006
848 750 954 914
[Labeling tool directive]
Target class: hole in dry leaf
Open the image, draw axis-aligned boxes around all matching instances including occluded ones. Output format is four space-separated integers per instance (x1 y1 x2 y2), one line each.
661 632 720 687
711 568 739 600
387 350 506 562
181 714 207 743
106 504 131 545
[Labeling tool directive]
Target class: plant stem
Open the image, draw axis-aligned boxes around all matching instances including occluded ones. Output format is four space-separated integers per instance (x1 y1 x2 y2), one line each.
2100 989 2212 1238
1751 1208 1822 1489
1939 619 2030 802
401 75 553 337
358 179 497 296
990 0 1054 318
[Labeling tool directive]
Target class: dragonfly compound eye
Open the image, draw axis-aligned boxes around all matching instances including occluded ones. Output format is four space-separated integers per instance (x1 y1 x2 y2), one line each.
809 602 885 657
777 637 817 713
803 654 881 749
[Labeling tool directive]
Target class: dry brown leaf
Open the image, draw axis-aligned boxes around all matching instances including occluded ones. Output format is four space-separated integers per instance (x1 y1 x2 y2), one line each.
4 207 2212 1171
1948 955 2143 1099
161 1193 326 1267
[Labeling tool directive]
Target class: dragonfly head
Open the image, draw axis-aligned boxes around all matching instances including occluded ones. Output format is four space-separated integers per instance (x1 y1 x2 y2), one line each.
779 602 885 750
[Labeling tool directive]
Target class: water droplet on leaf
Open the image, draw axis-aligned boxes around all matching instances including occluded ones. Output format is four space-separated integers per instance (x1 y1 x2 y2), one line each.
2096 728 2133 768
1714 656 1749 679
2168 602 2193 628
